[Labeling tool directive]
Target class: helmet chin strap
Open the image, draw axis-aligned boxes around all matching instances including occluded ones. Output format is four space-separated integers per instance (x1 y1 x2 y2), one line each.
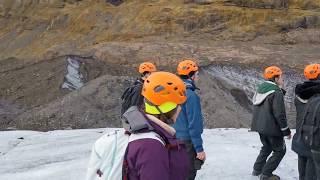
154 105 174 124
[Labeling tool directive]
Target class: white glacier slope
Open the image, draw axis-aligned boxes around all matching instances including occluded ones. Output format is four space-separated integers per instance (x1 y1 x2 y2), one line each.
0 129 298 180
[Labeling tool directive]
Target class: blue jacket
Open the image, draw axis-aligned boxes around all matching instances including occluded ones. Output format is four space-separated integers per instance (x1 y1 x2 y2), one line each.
173 79 204 153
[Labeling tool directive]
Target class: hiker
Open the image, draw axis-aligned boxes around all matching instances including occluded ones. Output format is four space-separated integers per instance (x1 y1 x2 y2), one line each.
124 71 190 180
294 64 320 180
251 66 291 180
292 64 320 180
173 59 206 180
120 62 156 116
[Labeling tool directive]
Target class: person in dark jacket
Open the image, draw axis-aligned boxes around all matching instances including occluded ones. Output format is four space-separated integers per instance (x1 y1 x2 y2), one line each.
251 66 292 180
173 59 206 180
125 71 190 180
120 62 156 116
292 64 320 180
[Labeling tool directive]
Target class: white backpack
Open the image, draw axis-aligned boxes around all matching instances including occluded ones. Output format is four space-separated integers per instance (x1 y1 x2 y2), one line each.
86 129 164 180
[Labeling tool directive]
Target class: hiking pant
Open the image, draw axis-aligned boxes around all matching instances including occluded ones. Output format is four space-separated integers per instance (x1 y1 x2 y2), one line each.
298 155 316 180
184 141 197 180
253 134 286 176
312 149 320 180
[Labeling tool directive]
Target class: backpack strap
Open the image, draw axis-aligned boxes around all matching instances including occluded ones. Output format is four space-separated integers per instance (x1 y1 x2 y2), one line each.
122 145 130 180
110 130 121 175
129 131 165 146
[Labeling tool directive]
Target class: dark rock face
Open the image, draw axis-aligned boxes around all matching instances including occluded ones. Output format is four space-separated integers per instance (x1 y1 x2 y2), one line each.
13 74 132 131
0 55 120 130
1 40 320 130
280 15 320 32
9 67 255 131
0 100 24 129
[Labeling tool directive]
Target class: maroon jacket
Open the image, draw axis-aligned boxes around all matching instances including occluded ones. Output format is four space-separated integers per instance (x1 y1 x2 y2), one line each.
125 120 190 180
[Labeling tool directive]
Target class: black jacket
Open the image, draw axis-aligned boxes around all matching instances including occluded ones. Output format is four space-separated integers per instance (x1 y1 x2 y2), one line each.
130 79 144 108
294 81 320 129
251 81 291 137
292 80 320 156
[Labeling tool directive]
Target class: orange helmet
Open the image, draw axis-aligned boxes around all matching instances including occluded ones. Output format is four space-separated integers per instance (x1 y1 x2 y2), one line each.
304 64 320 80
139 62 157 74
177 59 199 76
264 66 282 80
142 71 187 106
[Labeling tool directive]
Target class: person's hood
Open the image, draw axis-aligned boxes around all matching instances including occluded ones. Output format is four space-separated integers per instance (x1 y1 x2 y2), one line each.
295 80 320 103
122 106 154 133
122 106 176 140
252 81 280 105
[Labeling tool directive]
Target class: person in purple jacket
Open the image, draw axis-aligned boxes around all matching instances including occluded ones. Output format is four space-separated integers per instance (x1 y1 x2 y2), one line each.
124 71 190 180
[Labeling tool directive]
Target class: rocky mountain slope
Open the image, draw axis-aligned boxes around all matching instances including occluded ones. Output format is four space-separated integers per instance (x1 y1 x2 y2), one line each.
1 0 320 130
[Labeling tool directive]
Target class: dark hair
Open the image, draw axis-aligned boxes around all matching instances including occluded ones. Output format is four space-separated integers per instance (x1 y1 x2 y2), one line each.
267 75 280 82
143 99 179 123
153 107 178 123
141 71 150 77
179 71 196 79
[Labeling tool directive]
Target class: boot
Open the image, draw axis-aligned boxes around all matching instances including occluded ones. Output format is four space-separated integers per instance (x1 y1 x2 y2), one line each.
260 174 280 180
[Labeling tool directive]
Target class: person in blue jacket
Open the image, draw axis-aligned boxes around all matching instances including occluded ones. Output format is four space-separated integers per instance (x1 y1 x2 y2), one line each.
173 59 206 180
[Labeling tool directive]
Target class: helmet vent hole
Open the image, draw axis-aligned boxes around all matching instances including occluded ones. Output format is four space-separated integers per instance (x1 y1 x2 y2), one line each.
167 82 173 85
174 87 178 91
146 80 150 83
154 85 165 92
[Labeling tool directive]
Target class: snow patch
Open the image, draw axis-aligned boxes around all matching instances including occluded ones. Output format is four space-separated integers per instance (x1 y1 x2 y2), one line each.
62 57 84 91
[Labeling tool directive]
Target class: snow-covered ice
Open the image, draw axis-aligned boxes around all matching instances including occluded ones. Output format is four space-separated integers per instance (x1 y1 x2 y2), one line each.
0 129 298 180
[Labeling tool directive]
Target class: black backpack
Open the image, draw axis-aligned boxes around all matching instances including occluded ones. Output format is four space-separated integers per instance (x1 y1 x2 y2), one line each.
299 95 320 149
120 81 144 116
